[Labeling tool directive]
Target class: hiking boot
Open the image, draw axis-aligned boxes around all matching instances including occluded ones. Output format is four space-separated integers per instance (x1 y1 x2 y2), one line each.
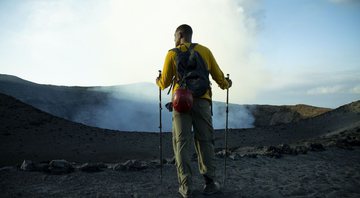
178 191 192 198
179 186 192 198
203 181 221 195
179 190 192 198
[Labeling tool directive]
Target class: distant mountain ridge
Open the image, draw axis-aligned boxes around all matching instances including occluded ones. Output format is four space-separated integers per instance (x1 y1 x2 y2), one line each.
249 104 331 127
0 74 331 131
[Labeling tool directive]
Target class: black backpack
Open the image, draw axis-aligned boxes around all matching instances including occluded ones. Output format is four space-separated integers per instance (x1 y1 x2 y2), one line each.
171 43 210 97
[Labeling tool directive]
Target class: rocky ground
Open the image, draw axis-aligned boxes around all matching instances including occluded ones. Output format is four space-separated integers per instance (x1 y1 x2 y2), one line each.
1 147 360 198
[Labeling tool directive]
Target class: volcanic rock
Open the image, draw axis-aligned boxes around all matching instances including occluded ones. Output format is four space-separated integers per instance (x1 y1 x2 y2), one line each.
20 160 36 171
265 146 282 158
114 160 148 171
278 144 295 155
229 153 241 160
308 143 325 152
294 146 308 154
79 162 106 172
48 159 74 174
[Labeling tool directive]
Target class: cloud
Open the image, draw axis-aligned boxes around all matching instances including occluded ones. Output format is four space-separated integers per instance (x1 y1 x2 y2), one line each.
350 85 360 94
306 85 345 95
26 0 78 30
251 70 360 107
288 70 360 96
0 0 267 104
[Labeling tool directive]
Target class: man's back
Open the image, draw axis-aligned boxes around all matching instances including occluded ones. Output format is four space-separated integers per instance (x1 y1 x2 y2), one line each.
158 42 229 100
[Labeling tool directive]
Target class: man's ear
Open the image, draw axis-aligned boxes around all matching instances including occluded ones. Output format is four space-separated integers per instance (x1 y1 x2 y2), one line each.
179 32 183 39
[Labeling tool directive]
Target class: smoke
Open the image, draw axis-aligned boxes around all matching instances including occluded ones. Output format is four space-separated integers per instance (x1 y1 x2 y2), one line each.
4 0 267 104
70 83 253 132
72 83 173 132
99 0 268 104
212 102 254 129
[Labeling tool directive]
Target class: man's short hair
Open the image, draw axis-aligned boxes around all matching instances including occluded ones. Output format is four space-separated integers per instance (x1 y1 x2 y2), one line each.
176 24 193 38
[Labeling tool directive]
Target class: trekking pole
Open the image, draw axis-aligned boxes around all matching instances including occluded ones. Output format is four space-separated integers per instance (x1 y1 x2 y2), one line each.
223 74 230 187
158 70 163 184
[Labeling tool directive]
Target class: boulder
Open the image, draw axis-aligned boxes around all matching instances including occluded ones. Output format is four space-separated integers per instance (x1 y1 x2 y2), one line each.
48 159 74 174
308 143 325 152
20 160 36 171
149 158 170 168
229 153 241 160
264 146 282 158
20 160 49 172
114 160 148 171
113 163 126 171
278 144 295 155
123 160 148 171
79 163 106 172
335 136 360 150
215 149 231 158
294 146 308 154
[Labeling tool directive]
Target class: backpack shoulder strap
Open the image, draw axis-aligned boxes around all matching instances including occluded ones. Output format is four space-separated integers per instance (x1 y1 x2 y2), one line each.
169 47 180 54
167 48 181 95
170 43 197 53
189 43 197 50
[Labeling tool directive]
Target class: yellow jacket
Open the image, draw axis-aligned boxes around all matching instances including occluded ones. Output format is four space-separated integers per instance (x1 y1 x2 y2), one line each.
157 42 229 101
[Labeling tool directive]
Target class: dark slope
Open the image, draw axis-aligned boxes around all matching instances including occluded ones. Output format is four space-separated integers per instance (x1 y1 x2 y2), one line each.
219 100 360 149
0 93 173 166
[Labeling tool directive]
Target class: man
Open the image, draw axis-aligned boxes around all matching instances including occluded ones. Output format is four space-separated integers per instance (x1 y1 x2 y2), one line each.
156 24 232 197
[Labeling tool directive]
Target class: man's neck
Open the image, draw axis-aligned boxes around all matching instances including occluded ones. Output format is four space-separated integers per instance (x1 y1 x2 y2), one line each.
180 39 191 44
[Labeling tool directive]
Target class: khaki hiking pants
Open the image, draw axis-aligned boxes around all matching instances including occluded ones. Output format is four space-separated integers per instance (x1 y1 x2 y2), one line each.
172 98 216 192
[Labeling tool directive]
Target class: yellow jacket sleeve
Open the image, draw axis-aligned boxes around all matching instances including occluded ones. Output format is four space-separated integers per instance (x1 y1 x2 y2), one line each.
206 49 230 90
156 50 176 90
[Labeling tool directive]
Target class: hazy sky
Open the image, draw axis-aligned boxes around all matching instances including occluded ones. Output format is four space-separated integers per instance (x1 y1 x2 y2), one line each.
0 0 359 108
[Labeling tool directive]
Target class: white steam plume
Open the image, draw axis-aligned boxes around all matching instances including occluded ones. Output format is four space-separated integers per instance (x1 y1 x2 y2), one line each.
6 0 267 104
100 0 267 104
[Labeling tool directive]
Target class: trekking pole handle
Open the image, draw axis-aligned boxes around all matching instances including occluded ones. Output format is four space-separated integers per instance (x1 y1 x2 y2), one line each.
158 70 162 125
225 74 229 111
158 70 162 112
226 74 230 89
